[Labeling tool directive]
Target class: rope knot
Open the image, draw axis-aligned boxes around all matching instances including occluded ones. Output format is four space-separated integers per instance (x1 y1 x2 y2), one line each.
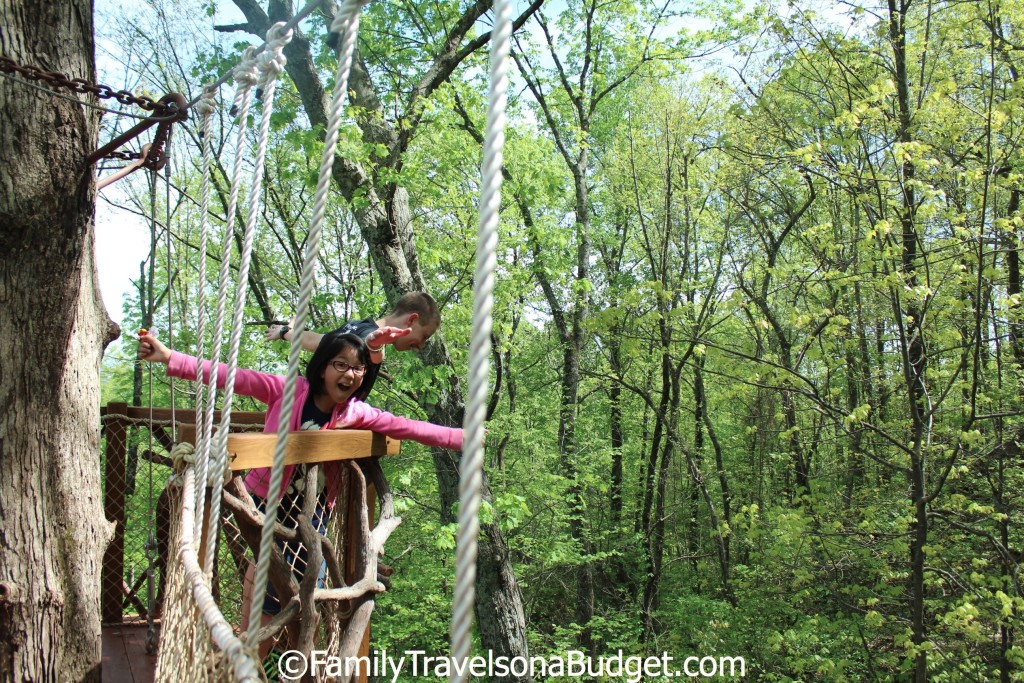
258 23 292 77
194 86 217 117
267 22 294 47
170 442 196 471
232 47 260 88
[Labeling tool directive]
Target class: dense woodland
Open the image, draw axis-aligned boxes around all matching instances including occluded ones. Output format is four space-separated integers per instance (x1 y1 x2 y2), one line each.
97 0 1024 679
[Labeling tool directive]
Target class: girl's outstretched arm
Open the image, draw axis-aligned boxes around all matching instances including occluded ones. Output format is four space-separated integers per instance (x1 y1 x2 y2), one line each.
138 330 284 406
336 401 463 450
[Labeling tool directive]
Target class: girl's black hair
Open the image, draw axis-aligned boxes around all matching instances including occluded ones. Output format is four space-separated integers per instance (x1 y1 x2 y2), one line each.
305 331 377 402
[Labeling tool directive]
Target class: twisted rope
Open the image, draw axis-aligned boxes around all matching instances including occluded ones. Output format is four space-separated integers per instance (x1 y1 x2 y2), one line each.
190 86 217 527
194 48 258 545
450 0 511 676
178 466 262 682
245 0 369 646
204 24 294 577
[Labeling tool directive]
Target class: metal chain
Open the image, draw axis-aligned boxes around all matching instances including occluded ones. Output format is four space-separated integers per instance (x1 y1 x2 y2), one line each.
145 112 177 168
0 70 179 120
0 55 177 116
106 150 146 161
1 56 187 168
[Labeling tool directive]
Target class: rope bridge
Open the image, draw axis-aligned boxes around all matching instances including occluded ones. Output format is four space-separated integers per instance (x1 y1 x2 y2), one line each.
98 0 512 680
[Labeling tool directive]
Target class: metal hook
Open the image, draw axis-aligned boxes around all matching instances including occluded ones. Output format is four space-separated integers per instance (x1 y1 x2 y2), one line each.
95 143 152 191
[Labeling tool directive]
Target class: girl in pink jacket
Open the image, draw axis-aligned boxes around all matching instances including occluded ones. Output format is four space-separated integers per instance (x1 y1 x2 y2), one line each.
137 330 461 626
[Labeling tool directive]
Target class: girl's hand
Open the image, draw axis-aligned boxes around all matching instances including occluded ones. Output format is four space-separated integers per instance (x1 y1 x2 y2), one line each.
137 331 172 365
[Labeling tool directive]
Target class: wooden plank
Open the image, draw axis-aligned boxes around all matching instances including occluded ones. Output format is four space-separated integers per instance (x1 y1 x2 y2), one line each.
177 422 263 446
196 488 214 571
177 427 400 466
120 579 148 620
101 625 133 683
225 431 400 470
122 625 157 683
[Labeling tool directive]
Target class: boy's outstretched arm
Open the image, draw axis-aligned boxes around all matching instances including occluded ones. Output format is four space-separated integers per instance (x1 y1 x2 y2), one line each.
264 319 323 353
365 326 412 362
366 326 411 349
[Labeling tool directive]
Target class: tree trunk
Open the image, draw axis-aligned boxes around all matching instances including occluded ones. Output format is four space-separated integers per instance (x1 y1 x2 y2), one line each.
567 158 595 655
843 311 865 504
696 363 731 569
641 320 678 644
476 513 529 673
688 363 704 576
608 348 624 528
1006 190 1022 366
888 0 929 677
0 0 117 679
426 385 530 682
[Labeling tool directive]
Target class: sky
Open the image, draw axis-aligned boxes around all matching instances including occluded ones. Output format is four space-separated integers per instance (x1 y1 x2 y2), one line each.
92 0 246 327
95 184 150 326
94 1 166 327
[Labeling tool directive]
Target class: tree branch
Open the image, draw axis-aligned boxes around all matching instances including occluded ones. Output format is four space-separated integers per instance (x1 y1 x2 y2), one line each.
214 23 254 33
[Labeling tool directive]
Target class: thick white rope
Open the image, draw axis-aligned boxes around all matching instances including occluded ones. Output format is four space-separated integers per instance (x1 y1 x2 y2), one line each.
194 49 260 544
178 466 262 682
204 24 294 577
451 0 511 676
245 0 369 646
147 149 176 654
189 87 217 502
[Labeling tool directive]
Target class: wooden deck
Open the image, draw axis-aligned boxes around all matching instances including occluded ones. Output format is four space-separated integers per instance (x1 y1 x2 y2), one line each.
102 623 157 683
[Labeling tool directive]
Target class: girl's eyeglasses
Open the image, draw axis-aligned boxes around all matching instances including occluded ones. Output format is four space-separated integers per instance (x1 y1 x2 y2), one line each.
329 361 367 376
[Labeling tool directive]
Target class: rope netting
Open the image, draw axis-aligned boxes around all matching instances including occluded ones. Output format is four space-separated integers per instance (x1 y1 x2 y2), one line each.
155 20 293 677
154 471 261 682
129 0 511 679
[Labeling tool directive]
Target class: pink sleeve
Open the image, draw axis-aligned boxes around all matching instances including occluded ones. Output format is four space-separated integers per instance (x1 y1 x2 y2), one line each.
340 401 463 450
165 351 285 406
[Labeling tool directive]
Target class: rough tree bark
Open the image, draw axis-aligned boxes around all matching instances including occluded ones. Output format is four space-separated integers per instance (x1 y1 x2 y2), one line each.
0 0 118 680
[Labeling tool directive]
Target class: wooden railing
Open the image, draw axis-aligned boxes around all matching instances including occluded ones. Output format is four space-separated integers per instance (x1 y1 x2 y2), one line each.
99 403 265 624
